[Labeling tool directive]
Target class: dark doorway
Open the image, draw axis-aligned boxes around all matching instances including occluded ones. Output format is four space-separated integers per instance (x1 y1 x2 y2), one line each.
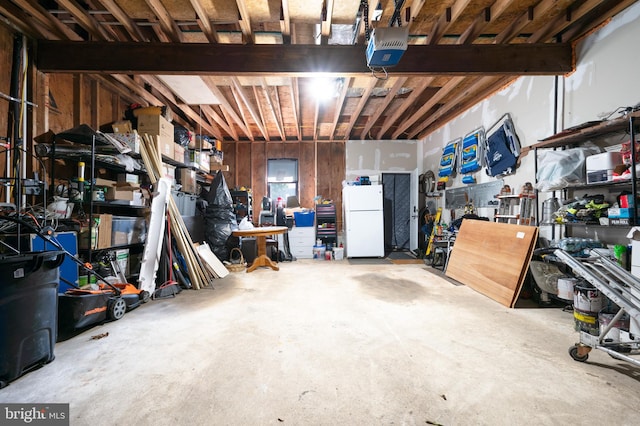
382 173 411 252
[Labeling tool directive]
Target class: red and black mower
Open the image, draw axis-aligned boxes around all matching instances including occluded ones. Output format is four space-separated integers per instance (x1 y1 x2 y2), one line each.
57 250 150 331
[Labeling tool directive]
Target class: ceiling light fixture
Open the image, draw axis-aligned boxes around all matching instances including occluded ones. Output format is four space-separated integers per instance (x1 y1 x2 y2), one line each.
309 77 340 102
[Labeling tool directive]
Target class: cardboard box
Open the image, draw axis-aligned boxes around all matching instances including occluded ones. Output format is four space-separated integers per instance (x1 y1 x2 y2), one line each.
114 248 129 277
162 164 176 187
79 214 112 250
608 207 634 219
112 120 133 133
105 186 135 201
199 151 210 173
174 144 185 164
136 115 173 139
150 134 174 158
92 178 116 187
179 169 197 194
117 173 140 184
586 152 623 184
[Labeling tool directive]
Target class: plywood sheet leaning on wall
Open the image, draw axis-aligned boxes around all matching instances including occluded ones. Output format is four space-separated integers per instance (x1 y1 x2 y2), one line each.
446 220 538 308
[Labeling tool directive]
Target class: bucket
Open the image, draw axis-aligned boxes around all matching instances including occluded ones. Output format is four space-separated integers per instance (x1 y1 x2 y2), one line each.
573 283 604 313
541 197 560 224
574 309 600 336
312 245 326 260
333 247 344 260
598 310 630 342
573 282 604 336
557 277 578 301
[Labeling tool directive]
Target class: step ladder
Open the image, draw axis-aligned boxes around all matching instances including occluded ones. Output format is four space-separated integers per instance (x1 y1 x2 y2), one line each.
425 207 442 257
554 248 640 367
494 191 536 225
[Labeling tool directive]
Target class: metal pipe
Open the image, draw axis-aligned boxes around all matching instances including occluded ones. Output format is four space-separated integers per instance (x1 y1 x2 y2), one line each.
630 115 637 227
9 34 23 250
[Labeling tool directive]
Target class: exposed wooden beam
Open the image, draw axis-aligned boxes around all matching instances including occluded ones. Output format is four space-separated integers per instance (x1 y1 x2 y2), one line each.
12 0 81 41
36 41 574 76
359 76 408 139
235 0 254 44
328 77 351 140
230 77 268 140
139 75 219 137
495 0 572 45
229 86 257 141
110 74 164 106
280 0 291 43
460 0 511 44
376 77 433 139
321 0 334 44
96 0 148 42
415 76 514 139
188 0 218 43
200 76 252 138
220 108 241 140
429 0 472 45
56 0 112 40
313 99 320 140
290 78 301 140
200 104 238 139
0 2 52 39
252 86 270 141
409 76 491 138
532 0 636 44
260 78 286 140
344 78 377 140
91 74 143 105
392 76 464 139
144 0 184 43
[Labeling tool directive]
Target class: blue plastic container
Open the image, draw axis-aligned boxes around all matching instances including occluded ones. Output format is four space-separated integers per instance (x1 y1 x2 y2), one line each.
294 211 315 227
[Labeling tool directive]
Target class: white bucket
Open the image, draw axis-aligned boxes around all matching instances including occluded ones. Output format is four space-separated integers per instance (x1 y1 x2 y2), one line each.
557 277 578 301
333 247 344 260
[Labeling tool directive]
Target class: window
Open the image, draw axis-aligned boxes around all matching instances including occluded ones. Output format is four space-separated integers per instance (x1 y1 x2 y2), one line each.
267 159 298 206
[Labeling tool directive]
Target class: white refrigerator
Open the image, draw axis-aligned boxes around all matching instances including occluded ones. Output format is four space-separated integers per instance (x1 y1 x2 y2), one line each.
343 185 384 257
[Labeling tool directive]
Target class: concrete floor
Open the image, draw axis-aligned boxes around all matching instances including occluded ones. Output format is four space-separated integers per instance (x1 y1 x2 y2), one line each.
2 260 640 425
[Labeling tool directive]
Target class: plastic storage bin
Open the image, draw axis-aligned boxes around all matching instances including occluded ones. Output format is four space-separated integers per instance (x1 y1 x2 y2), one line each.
294 211 315 227
111 216 147 246
0 251 64 388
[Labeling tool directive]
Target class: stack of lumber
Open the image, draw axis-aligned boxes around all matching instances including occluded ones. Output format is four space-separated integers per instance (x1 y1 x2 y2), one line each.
139 134 228 289
446 220 538 308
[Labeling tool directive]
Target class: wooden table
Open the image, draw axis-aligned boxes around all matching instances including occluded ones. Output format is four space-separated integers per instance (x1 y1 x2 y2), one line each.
232 226 288 272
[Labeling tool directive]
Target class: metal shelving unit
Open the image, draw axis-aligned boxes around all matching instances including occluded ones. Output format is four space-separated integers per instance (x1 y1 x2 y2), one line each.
532 111 639 244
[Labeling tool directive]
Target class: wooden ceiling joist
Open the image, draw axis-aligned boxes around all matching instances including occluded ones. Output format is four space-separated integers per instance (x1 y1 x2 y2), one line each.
36 41 574 76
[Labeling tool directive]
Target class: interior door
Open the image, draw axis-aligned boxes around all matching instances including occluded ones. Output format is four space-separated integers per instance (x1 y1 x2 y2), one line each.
410 169 418 252
382 173 413 252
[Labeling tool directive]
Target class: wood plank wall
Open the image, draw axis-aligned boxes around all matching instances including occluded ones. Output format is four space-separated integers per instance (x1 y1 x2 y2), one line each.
0 26 13 179
221 140 346 231
0 23 346 233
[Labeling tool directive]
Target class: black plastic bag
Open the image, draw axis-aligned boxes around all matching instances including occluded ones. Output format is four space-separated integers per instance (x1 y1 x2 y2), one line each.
174 124 193 147
203 172 237 261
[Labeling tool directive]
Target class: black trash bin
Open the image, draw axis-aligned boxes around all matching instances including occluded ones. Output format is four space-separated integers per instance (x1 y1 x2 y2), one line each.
0 251 64 388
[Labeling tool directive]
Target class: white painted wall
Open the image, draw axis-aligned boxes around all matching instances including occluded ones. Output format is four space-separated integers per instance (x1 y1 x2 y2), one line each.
421 2 640 230
345 139 419 181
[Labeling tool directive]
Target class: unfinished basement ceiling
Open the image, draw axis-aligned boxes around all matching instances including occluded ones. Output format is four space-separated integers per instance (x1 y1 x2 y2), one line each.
1 0 638 142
